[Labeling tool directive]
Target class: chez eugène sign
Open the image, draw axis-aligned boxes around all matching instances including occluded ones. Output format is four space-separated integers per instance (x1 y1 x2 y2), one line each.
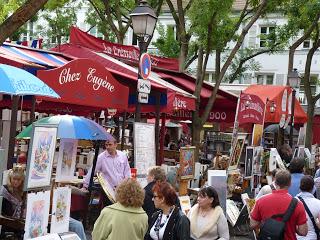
37 59 129 110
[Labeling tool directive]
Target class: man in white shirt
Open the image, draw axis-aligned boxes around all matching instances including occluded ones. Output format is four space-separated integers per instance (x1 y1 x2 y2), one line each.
296 175 320 239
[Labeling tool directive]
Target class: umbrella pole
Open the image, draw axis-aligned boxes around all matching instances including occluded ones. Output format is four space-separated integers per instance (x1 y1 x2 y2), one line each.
7 96 19 169
88 140 101 191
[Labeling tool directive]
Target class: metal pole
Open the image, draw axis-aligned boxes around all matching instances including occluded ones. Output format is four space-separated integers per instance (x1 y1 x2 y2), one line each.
155 92 161 165
135 38 148 122
289 88 296 148
121 112 127 151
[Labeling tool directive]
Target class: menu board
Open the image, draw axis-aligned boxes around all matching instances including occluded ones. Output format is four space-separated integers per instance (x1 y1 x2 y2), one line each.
134 123 156 186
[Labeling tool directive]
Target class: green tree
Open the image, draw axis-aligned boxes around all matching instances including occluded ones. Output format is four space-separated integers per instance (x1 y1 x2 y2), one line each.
166 0 288 157
283 0 320 149
0 0 49 44
87 0 164 44
153 23 180 57
37 0 79 48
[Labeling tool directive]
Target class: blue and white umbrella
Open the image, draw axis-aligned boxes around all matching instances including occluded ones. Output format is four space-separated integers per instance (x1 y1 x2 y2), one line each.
17 115 113 141
0 63 60 98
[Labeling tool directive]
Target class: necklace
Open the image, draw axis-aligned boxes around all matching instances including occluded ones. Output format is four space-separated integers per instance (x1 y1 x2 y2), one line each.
199 207 210 217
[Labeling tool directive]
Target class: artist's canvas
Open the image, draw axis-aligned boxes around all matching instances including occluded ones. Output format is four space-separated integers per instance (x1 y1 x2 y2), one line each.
26 126 57 189
24 191 50 239
179 147 196 180
50 187 71 234
252 124 263 146
208 170 227 214
245 147 254 177
56 139 78 182
228 135 245 170
252 147 263 175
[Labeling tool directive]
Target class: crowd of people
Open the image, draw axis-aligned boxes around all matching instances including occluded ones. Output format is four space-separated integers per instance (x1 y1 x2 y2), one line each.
251 157 320 239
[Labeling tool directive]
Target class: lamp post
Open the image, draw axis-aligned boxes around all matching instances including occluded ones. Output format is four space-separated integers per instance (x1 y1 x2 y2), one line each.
130 0 157 122
288 68 301 148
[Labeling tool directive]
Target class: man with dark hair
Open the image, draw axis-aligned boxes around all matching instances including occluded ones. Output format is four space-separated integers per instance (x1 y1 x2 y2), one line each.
288 157 305 197
256 169 278 199
250 170 308 239
278 144 293 164
296 175 320 239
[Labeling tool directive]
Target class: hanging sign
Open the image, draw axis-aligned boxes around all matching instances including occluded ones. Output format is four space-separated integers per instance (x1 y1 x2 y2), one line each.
139 53 151 80
138 93 149 103
137 78 151 94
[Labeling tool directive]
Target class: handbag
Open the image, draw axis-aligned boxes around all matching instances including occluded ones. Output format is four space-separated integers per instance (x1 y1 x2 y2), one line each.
298 196 320 240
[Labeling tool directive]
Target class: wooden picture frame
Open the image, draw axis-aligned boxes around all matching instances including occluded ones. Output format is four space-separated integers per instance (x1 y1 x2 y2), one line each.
179 146 196 180
25 124 58 190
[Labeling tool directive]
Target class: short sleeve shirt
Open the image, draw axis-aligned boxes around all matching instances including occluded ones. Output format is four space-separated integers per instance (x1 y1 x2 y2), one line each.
251 189 307 240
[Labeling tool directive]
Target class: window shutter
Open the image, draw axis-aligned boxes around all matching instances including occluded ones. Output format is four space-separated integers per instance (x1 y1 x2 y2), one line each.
275 74 285 85
248 25 258 48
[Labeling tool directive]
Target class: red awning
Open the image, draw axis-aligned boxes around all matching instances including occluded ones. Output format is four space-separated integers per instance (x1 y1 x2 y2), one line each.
37 58 129 110
52 44 196 112
69 26 179 71
244 85 307 124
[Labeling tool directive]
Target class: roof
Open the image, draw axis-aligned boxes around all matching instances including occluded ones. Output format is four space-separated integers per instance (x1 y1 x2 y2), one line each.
0 43 72 68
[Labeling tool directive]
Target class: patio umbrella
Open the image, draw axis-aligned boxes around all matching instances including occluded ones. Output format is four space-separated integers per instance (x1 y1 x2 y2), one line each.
0 64 59 98
16 115 113 141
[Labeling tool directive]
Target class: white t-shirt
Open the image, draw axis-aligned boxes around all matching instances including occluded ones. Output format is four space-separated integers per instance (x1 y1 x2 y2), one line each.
150 211 173 240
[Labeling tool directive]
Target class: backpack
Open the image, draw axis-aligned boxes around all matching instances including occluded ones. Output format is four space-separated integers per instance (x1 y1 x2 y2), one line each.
258 198 298 240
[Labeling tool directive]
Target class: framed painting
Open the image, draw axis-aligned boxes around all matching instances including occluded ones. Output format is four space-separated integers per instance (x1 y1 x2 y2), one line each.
25 125 58 190
50 187 71 234
24 191 51 239
252 147 263 175
228 135 246 170
252 124 263 146
179 146 196 180
56 139 78 182
245 146 254 177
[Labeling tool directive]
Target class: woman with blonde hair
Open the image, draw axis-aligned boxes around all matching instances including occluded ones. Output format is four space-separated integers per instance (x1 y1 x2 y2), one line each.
187 186 229 240
0 164 25 218
92 178 148 240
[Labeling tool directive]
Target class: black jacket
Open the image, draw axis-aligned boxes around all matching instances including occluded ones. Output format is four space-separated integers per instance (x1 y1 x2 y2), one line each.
143 181 156 223
145 207 190 240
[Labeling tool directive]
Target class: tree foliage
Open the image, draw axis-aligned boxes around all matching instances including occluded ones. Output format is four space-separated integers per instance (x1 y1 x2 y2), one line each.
153 24 180 58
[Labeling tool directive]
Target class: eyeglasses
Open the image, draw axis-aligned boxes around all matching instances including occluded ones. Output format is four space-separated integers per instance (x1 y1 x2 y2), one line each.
105 143 113 146
152 195 160 199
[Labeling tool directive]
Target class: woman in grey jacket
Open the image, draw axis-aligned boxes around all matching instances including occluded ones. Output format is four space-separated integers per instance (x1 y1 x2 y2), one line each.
146 182 190 240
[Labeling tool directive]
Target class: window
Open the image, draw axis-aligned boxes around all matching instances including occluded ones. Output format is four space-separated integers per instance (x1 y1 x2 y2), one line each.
132 33 137 45
256 74 274 85
259 26 275 48
299 74 318 104
303 40 311 49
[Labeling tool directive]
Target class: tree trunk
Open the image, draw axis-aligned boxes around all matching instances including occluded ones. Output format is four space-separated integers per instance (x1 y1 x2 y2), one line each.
179 40 188 72
305 102 315 150
0 0 49 45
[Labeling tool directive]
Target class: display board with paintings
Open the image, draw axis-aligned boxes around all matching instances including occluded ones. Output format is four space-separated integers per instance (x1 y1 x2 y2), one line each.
26 125 58 190
179 146 196 180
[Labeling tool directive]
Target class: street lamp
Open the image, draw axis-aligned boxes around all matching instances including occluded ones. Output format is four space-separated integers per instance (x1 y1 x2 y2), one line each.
130 1 157 122
288 68 301 147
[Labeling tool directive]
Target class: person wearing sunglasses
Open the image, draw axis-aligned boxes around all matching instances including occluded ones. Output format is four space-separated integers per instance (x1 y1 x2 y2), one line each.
145 182 190 240
187 186 229 240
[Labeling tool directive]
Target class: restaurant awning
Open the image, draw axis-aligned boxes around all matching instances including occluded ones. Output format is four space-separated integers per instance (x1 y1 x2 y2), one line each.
244 85 307 124
52 43 196 113
0 43 71 68
37 58 129 110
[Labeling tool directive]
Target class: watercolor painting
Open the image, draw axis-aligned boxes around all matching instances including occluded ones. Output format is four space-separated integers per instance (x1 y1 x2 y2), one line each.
24 191 50 240
228 135 246 170
56 139 78 182
26 126 57 189
179 147 195 180
51 187 71 233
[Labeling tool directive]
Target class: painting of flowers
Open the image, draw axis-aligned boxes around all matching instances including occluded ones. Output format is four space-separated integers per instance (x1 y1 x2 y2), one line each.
56 139 78 182
26 126 57 189
24 191 50 240
50 187 71 233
